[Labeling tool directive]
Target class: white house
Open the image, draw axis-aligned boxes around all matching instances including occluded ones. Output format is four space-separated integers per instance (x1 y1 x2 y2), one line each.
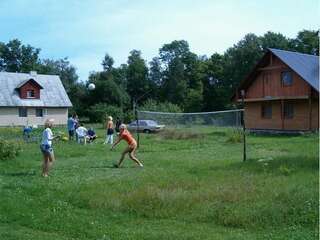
0 71 72 126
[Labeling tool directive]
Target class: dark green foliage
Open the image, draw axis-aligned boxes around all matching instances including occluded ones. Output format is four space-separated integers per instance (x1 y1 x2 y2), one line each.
101 53 114 72
0 39 40 72
87 103 124 123
140 99 182 113
37 58 79 93
290 30 319 55
0 138 21 160
126 50 150 101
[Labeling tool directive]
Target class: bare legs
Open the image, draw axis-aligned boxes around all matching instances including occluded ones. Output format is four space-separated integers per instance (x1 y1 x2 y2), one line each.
116 144 143 168
42 153 55 177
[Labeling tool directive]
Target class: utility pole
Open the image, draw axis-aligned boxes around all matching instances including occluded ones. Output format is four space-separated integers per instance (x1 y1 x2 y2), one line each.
133 90 153 148
133 99 140 148
241 89 246 162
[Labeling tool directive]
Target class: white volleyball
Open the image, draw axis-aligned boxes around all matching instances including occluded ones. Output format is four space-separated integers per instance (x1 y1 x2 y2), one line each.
88 83 95 90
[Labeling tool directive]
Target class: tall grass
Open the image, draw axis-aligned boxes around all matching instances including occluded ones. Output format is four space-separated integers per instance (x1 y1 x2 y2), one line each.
0 126 318 239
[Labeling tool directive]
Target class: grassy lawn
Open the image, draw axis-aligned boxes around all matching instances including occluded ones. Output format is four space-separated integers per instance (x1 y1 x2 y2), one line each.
0 126 318 240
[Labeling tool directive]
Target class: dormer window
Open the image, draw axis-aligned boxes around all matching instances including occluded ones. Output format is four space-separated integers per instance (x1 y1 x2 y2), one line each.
27 90 35 98
15 78 43 99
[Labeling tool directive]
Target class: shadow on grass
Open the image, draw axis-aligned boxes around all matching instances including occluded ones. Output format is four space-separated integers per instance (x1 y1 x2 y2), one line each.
0 171 36 177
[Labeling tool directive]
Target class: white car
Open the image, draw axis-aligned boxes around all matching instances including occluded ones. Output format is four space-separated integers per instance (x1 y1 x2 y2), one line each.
127 120 165 133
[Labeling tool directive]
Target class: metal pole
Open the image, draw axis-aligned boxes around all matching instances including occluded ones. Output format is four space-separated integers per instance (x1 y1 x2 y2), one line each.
241 90 246 162
134 99 140 148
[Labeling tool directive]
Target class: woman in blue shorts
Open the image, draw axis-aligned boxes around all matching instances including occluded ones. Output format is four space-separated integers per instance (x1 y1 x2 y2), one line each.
40 119 59 177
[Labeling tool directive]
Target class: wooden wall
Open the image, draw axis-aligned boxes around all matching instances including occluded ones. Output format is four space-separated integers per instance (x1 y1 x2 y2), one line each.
19 81 40 99
245 100 319 131
245 54 310 99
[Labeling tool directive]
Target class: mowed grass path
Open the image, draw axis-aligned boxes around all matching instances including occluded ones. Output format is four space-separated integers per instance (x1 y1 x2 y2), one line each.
0 127 318 240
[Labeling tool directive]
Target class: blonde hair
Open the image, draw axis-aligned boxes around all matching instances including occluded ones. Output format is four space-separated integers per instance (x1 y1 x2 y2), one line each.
119 124 126 130
108 116 113 121
45 119 54 128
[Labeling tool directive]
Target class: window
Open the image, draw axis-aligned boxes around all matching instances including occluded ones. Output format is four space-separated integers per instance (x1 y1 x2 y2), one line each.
284 103 294 119
139 121 147 126
281 71 293 86
19 108 27 117
261 104 272 119
36 108 43 117
27 90 35 98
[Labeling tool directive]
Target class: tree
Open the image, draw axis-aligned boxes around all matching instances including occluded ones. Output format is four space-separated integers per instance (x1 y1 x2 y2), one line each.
112 64 128 90
201 53 227 111
38 58 78 93
223 33 263 93
260 31 290 51
102 53 114 72
162 57 187 106
0 39 40 72
126 50 149 101
290 30 319 55
87 71 129 108
159 40 203 111
149 57 162 87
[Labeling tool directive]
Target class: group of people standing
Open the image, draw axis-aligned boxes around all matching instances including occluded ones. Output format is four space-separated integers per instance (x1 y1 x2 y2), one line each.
67 114 96 144
40 115 142 177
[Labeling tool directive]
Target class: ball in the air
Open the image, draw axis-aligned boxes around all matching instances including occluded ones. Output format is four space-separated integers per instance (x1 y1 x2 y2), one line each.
88 83 95 90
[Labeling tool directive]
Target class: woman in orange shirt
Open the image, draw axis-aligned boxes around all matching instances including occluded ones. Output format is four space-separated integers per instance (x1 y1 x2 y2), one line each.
111 124 143 168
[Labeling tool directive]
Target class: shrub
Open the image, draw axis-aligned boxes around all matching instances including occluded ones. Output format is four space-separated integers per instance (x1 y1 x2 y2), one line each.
226 129 243 143
140 99 182 113
0 138 21 161
87 104 124 123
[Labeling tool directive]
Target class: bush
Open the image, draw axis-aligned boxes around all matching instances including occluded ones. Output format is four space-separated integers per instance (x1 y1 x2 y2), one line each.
87 104 124 123
0 138 21 161
226 129 243 143
140 99 182 113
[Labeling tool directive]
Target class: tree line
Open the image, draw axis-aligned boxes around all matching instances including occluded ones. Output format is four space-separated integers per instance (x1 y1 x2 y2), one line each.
0 30 318 122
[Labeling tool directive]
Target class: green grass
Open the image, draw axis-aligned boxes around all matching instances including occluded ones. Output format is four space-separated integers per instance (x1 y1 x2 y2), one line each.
0 126 318 240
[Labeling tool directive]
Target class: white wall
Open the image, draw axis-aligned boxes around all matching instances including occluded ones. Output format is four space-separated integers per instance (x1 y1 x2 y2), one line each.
0 107 68 126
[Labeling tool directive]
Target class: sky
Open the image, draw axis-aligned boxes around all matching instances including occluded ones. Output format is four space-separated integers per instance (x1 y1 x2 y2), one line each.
0 0 319 81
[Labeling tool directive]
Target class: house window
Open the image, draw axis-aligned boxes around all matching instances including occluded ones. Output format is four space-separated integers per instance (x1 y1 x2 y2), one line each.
261 104 272 119
281 71 293 86
284 103 294 119
27 90 35 98
36 108 43 117
19 108 27 117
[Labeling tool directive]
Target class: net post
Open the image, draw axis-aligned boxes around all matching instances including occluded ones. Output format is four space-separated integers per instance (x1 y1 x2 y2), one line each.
241 90 246 162
133 100 140 148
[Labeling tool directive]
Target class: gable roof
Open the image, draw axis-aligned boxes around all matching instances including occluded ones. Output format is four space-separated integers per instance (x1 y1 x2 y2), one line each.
15 78 44 89
269 48 319 91
0 72 72 107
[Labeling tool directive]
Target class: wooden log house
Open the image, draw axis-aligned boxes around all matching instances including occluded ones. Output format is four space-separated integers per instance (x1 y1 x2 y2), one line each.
233 48 319 132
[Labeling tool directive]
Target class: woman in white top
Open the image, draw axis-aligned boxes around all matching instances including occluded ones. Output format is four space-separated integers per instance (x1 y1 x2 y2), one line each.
40 119 59 177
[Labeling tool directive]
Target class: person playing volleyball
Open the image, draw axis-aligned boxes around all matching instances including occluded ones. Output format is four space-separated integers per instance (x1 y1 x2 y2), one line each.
111 124 143 168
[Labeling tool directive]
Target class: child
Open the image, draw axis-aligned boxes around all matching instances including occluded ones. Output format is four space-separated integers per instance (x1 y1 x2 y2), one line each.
87 127 97 143
111 124 143 168
76 123 88 144
40 119 60 177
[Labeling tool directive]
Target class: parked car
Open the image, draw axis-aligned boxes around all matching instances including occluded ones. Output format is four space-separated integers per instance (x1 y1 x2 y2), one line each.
127 120 165 133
